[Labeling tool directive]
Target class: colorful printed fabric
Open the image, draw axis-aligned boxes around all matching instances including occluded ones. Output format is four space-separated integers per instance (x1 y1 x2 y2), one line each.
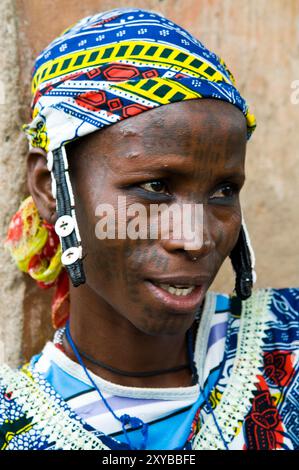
5 196 70 329
0 288 298 450
23 7 256 152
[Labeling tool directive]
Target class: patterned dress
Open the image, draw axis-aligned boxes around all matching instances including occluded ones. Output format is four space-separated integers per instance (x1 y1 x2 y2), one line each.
0 288 298 450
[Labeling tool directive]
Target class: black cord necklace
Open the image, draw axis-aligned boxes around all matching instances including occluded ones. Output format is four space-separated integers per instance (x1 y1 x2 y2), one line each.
61 308 230 450
62 325 198 384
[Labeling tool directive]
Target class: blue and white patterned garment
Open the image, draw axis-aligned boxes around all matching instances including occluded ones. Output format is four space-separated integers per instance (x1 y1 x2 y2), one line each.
27 291 223 450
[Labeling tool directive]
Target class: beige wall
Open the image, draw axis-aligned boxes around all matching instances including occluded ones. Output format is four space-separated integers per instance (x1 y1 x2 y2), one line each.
0 0 26 367
0 0 298 365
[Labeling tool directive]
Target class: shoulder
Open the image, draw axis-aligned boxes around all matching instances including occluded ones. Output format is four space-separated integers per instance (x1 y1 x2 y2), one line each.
220 287 299 325
0 363 18 407
0 364 30 419
267 287 299 322
0 364 35 450
262 287 299 348
211 287 299 352
239 287 298 351
251 290 299 448
0 363 55 450
0 364 13 422
252 288 299 395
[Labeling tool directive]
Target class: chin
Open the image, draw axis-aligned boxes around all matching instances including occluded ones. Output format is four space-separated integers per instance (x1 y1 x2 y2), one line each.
130 308 197 337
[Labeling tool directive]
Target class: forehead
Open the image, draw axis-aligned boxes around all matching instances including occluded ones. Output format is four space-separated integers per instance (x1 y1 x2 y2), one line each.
69 99 247 174
80 99 245 148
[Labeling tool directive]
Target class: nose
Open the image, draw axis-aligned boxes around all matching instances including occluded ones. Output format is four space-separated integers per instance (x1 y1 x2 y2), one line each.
162 235 215 260
161 207 216 260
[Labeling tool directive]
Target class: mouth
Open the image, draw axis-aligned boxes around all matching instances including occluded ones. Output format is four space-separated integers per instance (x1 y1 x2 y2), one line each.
144 277 208 313
154 284 197 296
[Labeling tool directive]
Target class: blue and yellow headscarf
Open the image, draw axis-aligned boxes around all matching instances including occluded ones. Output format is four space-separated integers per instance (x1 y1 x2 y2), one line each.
6 8 256 328
24 7 256 152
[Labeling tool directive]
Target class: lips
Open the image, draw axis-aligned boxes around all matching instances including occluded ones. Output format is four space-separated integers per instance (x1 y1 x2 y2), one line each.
157 284 196 296
144 275 208 313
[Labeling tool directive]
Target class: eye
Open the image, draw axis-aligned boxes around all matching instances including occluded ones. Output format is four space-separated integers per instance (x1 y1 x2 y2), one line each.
210 183 238 200
139 180 169 194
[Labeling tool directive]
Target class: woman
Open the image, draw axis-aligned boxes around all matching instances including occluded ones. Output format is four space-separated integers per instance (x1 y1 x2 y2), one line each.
0 8 298 451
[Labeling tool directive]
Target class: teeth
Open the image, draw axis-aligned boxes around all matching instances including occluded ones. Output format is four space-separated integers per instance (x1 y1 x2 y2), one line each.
158 283 196 296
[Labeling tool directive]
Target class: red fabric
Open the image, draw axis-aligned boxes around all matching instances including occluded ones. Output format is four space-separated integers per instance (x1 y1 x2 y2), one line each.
264 350 296 387
51 269 70 329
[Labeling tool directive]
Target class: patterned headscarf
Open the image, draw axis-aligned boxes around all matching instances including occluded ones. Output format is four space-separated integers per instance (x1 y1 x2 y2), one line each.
5 8 256 328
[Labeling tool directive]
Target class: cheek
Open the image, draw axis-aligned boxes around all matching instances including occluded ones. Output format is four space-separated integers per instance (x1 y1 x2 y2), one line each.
85 237 147 314
71 175 122 287
227 210 242 249
210 205 242 256
75 185 142 299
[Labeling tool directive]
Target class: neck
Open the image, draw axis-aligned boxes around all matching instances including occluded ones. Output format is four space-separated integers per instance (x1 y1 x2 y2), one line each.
63 283 202 388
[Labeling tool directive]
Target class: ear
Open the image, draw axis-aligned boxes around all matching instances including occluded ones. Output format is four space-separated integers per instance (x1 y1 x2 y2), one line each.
27 148 57 225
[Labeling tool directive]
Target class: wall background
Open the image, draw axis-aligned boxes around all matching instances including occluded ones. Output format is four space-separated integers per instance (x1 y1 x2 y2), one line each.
0 0 298 365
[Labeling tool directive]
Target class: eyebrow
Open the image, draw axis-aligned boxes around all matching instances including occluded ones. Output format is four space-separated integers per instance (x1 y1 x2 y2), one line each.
117 153 245 181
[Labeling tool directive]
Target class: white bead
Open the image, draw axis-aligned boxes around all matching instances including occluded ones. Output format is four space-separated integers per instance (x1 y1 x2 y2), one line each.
61 246 82 265
47 151 54 171
65 171 74 207
55 215 75 237
61 145 69 170
71 208 81 243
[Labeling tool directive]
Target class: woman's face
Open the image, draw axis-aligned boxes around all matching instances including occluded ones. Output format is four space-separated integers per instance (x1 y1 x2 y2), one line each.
68 99 247 336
